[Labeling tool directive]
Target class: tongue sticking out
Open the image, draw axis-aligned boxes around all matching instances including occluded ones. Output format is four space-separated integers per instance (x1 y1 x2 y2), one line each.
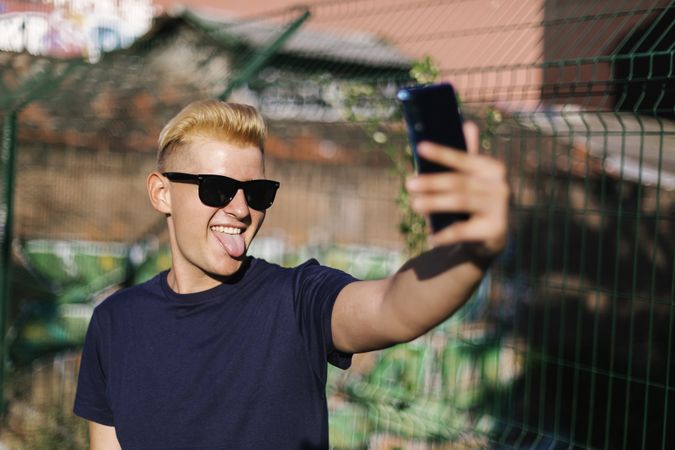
213 231 246 258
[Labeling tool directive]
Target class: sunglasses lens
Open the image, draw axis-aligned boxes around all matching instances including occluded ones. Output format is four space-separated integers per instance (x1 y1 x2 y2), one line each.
199 176 237 207
193 175 278 210
245 181 279 210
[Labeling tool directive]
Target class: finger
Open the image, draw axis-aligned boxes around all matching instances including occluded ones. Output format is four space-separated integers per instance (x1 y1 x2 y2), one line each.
417 143 507 181
416 142 473 172
415 120 478 165
410 194 503 217
463 121 480 155
417 141 493 174
410 189 497 215
406 170 506 199
406 172 468 193
411 193 467 215
428 221 474 246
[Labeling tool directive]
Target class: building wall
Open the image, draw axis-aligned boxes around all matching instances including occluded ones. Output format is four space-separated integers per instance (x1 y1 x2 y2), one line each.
14 139 406 251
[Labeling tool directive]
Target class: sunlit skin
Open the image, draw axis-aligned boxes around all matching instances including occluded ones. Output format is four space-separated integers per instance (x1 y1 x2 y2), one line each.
146 137 267 294
331 123 510 353
90 121 510 449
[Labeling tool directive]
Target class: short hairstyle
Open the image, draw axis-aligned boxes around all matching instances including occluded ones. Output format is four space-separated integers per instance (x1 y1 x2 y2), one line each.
157 100 267 171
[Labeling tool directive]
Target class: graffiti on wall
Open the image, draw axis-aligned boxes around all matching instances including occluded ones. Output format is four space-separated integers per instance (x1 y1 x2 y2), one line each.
0 0 154 62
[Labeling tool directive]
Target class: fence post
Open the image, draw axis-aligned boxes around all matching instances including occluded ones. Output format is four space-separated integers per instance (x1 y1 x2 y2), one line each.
0 109 18 415
218 9 311 101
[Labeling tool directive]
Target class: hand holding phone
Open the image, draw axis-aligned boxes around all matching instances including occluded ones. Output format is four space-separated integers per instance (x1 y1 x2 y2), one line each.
397 82 469 232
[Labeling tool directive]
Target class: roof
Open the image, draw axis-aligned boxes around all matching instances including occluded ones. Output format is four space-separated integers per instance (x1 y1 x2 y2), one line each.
1 11 411 156
511 105 675 190
183 9 411 69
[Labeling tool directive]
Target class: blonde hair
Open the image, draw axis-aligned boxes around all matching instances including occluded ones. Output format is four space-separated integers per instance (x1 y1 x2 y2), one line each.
157 100 267 171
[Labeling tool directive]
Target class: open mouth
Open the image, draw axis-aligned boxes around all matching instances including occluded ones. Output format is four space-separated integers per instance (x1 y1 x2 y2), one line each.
210 225 246 258
210 225 242 235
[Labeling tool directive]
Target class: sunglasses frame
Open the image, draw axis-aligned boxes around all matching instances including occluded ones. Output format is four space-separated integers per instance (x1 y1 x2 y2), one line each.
162 172 280 211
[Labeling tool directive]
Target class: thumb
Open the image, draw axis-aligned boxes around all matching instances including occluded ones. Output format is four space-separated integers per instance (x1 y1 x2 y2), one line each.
463 121 480 155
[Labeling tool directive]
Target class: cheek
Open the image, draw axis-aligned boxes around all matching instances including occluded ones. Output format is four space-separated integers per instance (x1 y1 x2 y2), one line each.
247 210 266 236
172 191 211 230
252 210 266 225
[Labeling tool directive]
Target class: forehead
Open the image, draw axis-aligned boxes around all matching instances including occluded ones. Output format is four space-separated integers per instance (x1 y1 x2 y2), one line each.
168 136 265 178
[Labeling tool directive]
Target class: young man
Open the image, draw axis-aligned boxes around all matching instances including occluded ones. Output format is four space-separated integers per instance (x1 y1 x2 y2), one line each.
74 100 509 449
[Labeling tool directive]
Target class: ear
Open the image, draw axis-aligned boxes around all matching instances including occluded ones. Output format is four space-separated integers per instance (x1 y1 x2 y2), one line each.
147 171 172 214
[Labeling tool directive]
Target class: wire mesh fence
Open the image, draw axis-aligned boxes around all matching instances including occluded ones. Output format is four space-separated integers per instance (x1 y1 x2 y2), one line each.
1 0 674 448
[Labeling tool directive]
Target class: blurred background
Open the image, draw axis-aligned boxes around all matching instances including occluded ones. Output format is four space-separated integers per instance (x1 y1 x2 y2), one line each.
0 0 674 448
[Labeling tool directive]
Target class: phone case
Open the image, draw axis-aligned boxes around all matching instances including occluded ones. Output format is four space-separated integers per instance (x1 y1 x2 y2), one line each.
397 82 469 232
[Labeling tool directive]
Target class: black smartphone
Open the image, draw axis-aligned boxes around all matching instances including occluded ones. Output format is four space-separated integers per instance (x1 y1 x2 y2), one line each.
397 82 469 232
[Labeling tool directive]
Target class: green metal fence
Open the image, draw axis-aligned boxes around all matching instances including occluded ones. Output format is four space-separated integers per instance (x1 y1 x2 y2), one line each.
1 0 674 448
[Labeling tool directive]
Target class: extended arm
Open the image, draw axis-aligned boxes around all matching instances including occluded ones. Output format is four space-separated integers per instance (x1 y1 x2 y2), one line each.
332 123 509 353
89 421 122 450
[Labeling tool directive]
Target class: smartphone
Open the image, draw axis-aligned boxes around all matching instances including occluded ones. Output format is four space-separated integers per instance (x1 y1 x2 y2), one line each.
397 82 469 232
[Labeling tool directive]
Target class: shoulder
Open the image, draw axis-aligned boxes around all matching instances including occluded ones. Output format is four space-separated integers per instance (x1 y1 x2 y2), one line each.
285 258 359 296
247 257 355 290
293 258 356 281
252 257 337 279
247 257 320 279
93 273 163 319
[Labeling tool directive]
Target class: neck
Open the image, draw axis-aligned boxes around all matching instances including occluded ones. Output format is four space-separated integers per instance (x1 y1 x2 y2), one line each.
166 268 222 294
166 258 250 295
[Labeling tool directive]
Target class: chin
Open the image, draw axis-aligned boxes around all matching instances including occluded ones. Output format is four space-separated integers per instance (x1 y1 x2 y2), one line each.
210 258 246 278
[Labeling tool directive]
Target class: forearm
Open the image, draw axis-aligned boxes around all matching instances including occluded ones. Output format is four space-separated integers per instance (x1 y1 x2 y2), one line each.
380 243 491 342
332 129 508 354
333 243 494 353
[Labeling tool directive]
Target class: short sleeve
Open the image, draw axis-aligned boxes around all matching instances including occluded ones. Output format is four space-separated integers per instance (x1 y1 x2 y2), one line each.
293 259 359 380
73 312 114 426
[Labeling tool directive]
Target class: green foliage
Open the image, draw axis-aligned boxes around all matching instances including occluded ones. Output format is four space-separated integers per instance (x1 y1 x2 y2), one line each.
329 402 370 449
480 106 503 152
393 56 446 256
409 56 440 85
328 320 517 446
341 57 446 258
396 184 428 257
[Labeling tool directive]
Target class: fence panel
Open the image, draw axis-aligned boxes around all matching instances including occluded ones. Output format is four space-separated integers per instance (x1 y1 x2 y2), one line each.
0 1 673 449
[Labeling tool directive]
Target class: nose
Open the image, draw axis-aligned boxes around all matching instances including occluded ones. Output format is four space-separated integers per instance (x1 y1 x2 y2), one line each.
223 188 250 218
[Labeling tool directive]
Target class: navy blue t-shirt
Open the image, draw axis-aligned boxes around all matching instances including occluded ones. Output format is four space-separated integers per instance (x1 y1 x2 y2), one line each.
74 258 358 449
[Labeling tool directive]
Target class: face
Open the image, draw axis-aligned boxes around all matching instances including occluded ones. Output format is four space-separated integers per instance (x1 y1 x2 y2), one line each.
149 136 267 292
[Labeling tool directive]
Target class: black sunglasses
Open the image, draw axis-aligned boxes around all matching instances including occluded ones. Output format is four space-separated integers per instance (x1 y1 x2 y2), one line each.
163 172 280 211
